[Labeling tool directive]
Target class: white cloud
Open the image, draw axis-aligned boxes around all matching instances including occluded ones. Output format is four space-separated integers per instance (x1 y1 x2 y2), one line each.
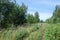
39 12 52 21
16 0 60 21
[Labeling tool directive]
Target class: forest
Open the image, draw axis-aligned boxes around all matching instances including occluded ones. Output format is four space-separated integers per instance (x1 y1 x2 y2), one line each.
0 0 60 40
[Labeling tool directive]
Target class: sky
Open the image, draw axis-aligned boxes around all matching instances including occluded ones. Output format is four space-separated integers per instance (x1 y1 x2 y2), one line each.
16 0 60 21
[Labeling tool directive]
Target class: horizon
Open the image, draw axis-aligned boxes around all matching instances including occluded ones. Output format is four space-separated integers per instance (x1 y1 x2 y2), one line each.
16 0 60 21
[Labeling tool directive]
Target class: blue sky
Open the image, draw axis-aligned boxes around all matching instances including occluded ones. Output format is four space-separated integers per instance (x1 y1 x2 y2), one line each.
16 0 60 21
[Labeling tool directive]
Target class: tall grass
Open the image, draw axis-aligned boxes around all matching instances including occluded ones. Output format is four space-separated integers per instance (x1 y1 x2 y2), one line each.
1 23 60 40
0 24 40 40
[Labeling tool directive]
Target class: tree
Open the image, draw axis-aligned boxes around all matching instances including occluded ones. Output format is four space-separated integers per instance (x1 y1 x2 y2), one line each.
26 14 36 23
12 3 27 26
0 0 15 28
0 0 27 28
34 12 40 23
52 5 60 23
26 12 40 23
46 5 60 23
40 20 44 23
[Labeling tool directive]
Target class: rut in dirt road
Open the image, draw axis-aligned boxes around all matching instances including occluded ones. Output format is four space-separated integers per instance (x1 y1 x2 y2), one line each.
40 24 46 40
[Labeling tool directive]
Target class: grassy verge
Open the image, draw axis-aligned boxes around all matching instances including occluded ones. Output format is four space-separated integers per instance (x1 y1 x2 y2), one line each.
0 24 40 40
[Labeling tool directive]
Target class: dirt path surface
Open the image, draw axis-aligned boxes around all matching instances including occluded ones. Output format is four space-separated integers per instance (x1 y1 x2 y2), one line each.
40 23 46 40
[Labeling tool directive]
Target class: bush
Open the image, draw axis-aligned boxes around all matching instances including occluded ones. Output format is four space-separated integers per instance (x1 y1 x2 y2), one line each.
15 30 29 40
44 24 60 40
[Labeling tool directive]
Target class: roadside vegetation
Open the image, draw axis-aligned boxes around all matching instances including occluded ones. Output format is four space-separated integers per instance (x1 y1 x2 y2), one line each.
0 0 60 40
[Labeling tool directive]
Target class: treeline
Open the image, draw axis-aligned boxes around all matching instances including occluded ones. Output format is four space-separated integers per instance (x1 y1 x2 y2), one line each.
0 0 40 28
46 5 60 23
27 12 40 23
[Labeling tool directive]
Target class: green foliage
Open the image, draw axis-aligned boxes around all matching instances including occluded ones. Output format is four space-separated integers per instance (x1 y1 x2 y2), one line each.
1 23 60 40
46 5 60 23
40 20 44 23
12 3 27 26
0 0 40 29
0 24 40 40
15 30 29 40
26 31 41 40
34 12 40 22
44 24 60 40
0 0 15 28
0 0 27 28
26 14 36 23
26 12 40 23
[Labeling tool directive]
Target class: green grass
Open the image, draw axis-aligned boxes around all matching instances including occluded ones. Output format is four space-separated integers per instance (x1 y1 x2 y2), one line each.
0 24 40 40
0 23 60 40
